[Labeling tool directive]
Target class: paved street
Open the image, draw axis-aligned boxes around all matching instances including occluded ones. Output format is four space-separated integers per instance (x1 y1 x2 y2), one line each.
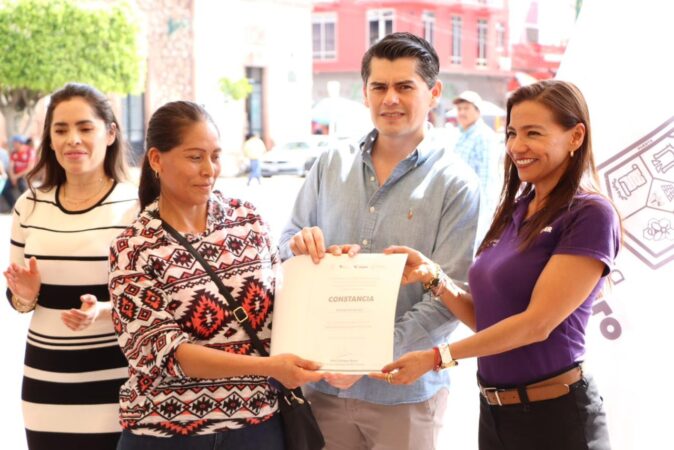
0 175 478 449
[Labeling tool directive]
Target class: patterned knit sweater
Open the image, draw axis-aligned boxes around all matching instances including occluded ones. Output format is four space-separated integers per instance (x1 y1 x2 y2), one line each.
109 191 279 437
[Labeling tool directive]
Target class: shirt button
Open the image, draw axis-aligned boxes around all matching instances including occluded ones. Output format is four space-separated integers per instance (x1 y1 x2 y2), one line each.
362 239 368 246
370 176 375 182
369 206 375 213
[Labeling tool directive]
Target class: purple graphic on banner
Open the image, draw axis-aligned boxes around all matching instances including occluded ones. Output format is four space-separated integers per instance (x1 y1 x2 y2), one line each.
598 116 674 269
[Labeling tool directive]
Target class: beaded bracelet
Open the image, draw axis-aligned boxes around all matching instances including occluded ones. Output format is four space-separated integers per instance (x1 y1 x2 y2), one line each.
422 262 442 291
432 346 442 372
430 273 464 300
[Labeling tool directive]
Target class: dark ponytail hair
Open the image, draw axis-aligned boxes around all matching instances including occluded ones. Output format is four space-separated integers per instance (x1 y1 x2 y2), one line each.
139 101 218 210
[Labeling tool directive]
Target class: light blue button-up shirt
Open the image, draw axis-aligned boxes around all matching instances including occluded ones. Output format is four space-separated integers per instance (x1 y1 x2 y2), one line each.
278 127 480 405
454 118 500 241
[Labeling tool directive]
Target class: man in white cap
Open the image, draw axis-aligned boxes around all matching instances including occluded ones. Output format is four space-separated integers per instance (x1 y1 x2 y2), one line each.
453 90 498 241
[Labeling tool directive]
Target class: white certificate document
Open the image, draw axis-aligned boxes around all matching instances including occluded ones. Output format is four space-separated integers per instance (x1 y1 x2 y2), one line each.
270 253 407 373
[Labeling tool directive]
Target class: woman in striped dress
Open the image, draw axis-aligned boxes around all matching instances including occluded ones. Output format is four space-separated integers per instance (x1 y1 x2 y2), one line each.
3 83 139 450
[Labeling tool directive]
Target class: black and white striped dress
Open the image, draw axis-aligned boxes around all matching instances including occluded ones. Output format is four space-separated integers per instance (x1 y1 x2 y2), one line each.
8 182 138 450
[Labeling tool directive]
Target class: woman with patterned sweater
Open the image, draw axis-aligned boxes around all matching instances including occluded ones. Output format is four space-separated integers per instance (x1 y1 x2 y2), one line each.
109 101 323 450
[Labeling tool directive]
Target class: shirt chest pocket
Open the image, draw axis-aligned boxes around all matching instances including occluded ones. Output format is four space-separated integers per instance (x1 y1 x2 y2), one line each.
374 197 438 247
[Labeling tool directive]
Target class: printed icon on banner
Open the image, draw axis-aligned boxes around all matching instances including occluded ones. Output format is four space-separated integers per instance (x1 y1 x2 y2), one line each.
662 183 674 202
598 116 674 269
613 165 647 199
643 218 674 242
652 144 674 174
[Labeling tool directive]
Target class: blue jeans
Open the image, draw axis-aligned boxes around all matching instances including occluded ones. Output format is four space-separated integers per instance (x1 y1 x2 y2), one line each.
478 372 611 450
117 414 285 450
0 177 16 211
248 160 261 184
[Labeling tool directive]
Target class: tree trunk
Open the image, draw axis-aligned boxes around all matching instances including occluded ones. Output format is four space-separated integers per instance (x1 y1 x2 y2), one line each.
0 88 43 145
0 105 27 144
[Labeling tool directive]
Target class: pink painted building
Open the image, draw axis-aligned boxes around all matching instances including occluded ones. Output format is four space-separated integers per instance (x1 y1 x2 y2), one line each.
312 0 512 110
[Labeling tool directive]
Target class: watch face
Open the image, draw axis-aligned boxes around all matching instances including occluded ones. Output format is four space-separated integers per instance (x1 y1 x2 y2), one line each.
438 344 456 369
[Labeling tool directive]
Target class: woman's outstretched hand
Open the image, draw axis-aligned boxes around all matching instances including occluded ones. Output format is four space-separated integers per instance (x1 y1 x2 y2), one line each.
368 350 435 386
384 246 435 286
269 354 324 389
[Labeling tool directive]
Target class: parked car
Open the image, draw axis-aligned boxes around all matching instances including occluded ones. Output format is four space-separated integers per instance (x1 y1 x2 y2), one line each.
261 136 333 177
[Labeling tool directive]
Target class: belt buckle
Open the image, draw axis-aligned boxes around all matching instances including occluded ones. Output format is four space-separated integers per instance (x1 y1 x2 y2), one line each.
482 387 504 406
232 307 249 323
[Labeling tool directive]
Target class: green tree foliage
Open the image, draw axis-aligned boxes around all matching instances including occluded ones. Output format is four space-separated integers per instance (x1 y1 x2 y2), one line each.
0 0 145 139
219 76 252 102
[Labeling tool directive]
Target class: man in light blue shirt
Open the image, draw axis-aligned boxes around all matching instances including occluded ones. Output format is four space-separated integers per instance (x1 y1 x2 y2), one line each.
453 90 500 241
279 33 480 450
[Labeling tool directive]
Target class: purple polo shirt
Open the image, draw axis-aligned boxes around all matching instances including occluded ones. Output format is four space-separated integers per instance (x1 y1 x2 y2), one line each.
469 191 620 386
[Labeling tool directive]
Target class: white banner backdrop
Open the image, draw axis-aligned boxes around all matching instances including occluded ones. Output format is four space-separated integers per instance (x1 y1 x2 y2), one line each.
557 1 674 448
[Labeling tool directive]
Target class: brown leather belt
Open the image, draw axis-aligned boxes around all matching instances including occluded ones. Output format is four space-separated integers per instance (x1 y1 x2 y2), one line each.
479 366 582 406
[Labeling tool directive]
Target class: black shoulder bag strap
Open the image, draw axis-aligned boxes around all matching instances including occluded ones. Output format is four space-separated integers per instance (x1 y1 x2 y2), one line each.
161 219 270 358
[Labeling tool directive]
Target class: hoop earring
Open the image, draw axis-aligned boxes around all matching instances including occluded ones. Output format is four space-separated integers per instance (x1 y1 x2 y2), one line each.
154 170 160 179
570 150 575 158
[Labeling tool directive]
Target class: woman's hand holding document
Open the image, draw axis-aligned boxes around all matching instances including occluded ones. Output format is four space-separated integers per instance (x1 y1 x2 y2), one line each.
270 253 407 374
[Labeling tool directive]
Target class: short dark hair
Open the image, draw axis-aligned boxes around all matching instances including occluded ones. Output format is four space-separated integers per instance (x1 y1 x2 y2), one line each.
27 83 129 192
138 101 218 209
361 32 439 88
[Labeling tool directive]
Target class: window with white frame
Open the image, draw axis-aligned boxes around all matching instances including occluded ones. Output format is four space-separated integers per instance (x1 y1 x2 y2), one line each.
526 25 539 44
525 0 539 44
367 9 394 46
451 16 462 64
422 11 435 46
477 19 488 66
313 13 337 60
495 22 505 51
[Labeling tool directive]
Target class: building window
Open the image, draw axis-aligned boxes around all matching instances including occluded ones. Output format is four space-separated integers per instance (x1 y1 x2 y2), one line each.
495 22 505 51
451 16 462 64
422 12 435 46
121 93 145 165
368 9 394 46
312 14 336 60
526 26 539 44
477 19 488 67
525 0 539 43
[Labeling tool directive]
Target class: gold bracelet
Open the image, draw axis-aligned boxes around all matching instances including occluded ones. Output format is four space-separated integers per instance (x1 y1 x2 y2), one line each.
11 294 38 313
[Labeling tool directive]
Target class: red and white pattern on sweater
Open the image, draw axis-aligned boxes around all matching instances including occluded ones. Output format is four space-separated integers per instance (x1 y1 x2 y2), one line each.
109 192 280 437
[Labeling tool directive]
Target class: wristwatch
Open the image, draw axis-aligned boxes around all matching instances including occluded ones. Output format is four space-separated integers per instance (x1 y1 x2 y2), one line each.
437 343 458 369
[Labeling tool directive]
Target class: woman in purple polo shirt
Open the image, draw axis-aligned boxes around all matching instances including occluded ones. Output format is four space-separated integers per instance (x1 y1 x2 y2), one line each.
374 80 619 450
